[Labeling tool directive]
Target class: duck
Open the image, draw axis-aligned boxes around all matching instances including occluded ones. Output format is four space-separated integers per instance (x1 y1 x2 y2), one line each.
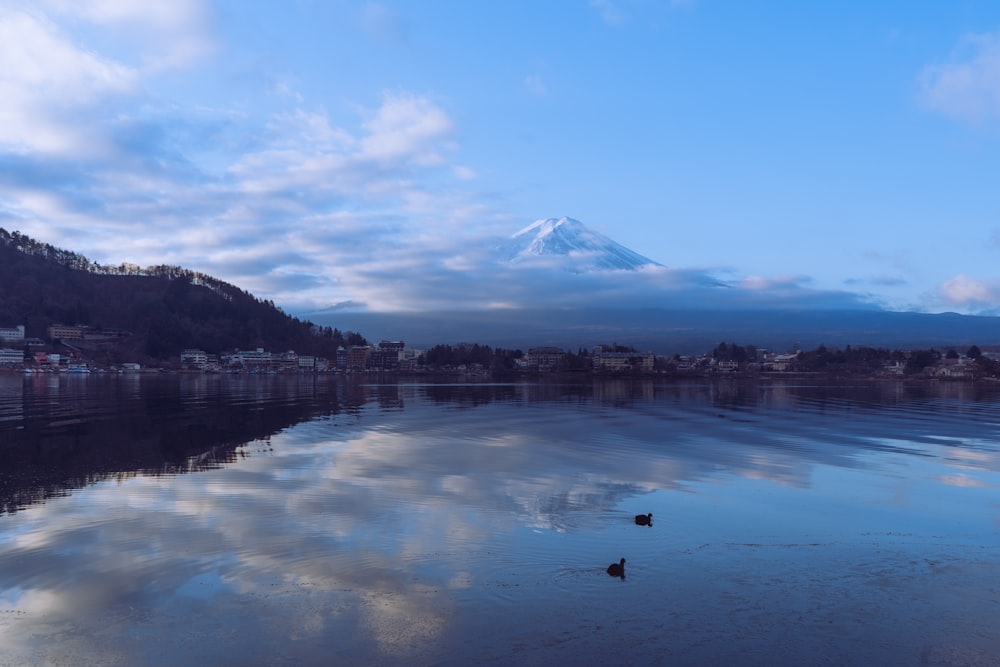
606 557 626 578
634 513 653 526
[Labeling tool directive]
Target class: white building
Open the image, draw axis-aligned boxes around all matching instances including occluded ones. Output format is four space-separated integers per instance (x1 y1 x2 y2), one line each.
0 348 24 366
0 325 25 343
181 349 208 367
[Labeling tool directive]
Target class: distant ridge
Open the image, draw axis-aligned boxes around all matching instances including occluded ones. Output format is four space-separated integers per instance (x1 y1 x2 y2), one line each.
498 217 661 271
304 307 1000 355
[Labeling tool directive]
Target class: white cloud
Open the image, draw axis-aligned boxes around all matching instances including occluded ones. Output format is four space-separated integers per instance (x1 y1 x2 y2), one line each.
738 274 811 291
360 93 454 166
37 0 216 70
0 3 890 317
0 8 136 154
524 74 547 96
936 274 1000 308
920 31 1000 123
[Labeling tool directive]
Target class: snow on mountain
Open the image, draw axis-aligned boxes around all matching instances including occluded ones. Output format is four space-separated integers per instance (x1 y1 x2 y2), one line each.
497 217 662 271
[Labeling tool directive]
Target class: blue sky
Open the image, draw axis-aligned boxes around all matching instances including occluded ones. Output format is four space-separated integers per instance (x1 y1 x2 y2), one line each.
2 1 1000 314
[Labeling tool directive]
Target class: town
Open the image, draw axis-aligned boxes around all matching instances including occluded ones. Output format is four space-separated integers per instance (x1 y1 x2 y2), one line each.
2 321 998 380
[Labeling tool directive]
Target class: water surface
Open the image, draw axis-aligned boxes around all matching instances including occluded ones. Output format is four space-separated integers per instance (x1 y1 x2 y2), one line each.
1 375 999 665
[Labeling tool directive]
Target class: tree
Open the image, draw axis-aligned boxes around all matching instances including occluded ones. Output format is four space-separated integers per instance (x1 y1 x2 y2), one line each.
905 348 940 374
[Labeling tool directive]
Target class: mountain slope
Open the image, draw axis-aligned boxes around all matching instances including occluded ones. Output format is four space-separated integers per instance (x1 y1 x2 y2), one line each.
497 217 661 271
0 228 362 363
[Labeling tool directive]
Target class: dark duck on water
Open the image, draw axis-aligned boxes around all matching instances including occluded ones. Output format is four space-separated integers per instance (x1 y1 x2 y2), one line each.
606 558 625 579
634 513 652 526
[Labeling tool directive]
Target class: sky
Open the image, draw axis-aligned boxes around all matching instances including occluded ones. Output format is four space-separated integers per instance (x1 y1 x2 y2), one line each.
2 1 1000 315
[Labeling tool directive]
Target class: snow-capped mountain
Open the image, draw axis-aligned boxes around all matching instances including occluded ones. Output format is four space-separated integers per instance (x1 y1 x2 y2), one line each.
497 217 661 271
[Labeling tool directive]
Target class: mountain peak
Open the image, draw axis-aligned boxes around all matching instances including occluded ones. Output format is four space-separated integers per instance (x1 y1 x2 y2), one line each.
499 217 661 271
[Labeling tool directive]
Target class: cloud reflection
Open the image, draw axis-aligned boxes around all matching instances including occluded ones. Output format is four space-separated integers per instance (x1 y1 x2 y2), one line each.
2 378 1000 664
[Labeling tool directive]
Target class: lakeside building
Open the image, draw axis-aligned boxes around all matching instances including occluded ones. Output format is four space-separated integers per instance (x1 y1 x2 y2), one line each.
0 348 25 366
181 349 208 368
82 328 132 340
237 348 272 369
592 345 655 373
369 340 406 371
47 324 86 340
526 347 565 371
346 346 372 370
0 325 25 343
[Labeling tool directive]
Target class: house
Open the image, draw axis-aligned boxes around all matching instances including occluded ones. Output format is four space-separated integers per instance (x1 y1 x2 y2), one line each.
763 352 799 372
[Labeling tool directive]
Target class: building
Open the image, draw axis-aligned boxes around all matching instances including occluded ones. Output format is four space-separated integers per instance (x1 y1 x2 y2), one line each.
47 324 86 340
0 348 24 366
237 348 272 369
592 346 655 373
379 340 405 354
762 352 799 372
181 349 208 368
526 347 565 371
274 351 299 372
370 340 405 370
0 325 25 343
82 327 132 340
347 346 372 370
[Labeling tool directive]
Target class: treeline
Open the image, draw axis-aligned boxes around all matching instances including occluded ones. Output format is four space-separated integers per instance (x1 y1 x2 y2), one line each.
419 343 523 370
708 341 998 377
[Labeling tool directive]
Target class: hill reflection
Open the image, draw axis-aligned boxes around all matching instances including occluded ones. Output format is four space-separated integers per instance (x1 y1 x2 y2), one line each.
0 374 353 514
3 374 999 516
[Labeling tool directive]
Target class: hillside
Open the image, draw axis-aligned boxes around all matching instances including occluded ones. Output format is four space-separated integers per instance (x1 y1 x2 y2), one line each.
0 229 363 364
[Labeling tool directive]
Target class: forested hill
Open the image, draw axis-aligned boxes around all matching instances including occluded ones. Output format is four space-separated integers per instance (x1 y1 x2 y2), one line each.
0 228 363 363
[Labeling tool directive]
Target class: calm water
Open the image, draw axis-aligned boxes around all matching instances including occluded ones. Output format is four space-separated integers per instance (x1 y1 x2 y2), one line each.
1 373 999 666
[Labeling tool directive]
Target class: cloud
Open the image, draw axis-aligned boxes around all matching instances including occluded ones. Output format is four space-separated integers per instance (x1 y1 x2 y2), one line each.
0 3 889 318
524 74 547 96
37 0 216 70
590 0 624 26
935 274 1000 310
360 93 454 166
0 8 136 155
938 474 997 489
919 30 1000 123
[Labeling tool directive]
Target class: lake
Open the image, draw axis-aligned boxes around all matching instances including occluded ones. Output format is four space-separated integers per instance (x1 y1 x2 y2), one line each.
1 373 999 665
